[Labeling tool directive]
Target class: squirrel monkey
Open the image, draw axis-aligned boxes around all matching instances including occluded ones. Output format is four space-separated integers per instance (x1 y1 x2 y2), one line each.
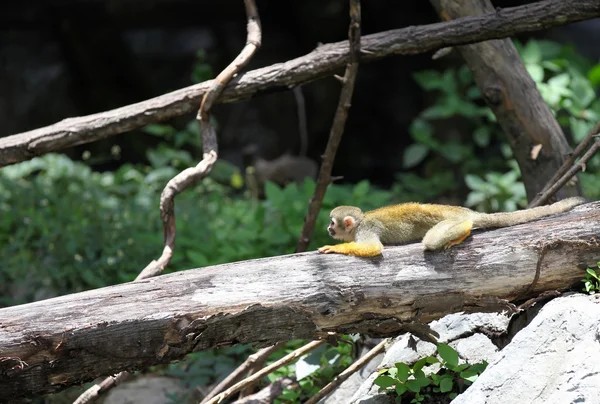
318 197 586 257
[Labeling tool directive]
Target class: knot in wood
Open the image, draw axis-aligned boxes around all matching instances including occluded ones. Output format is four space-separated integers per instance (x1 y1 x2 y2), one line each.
483 85 503 106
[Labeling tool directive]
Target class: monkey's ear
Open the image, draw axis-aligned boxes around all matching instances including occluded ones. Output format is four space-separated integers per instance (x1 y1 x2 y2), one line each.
343 216 356 230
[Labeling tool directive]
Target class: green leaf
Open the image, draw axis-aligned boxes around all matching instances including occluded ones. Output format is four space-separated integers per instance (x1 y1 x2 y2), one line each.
395 383 407 396
457 65 473 86
587 267 599 279
374 375 398 388
440 69 458 94
413 357 429 373
588 64 600 86
409 119 438 148
460 369 480 383
406 379 422 393
437 343 459 367
415 374 431 388
413 70 444 90
465 174 487 192
439 376 454 393
521 40 542 64
526 64 544 83
143 124 176 137
473 126 491 147
264 181 285 207
353 180 370 198
570 73 596 108
403 144 430 169
421 104 456 119
465 191 486 208
439 143 467 163
396 363 411 382
569 118 593 143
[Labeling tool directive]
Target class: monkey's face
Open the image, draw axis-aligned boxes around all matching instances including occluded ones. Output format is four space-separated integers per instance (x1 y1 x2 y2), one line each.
327 217 355 241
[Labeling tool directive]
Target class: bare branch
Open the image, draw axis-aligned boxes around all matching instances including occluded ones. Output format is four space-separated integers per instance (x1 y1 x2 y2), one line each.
1 0 598 167
295 0 361 253
232 377 296 404
292 86 309 157
72 2 261 402
200 342 284 404
529 121 600 208
204 340 326 404
529 135 600 208
305 338 388 404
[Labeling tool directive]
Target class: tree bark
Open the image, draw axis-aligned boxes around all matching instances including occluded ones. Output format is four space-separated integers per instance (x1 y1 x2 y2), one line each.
0 0 598 167
430 0 582 201
0 202 598 399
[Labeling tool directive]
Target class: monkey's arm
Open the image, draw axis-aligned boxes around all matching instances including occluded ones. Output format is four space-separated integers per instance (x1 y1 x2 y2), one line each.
318 241 383 257
318 230 384 257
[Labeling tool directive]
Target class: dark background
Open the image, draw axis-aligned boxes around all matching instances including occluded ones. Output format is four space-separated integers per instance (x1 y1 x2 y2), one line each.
2 0 599 186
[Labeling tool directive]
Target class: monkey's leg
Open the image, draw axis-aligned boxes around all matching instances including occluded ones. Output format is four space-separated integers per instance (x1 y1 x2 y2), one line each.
318 242 383 257
422 219 473 251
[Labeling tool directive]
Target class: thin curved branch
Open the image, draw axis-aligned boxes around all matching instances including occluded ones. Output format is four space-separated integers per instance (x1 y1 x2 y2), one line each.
1 0 598 167
295 0 361 253
529 121 600 208
204 340 327 404
305 338 388 404
72 2 261 403
199 342 284 404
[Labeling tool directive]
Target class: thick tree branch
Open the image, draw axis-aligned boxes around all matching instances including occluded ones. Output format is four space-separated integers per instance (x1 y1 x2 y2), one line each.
0 202 598 399
0 0 598 167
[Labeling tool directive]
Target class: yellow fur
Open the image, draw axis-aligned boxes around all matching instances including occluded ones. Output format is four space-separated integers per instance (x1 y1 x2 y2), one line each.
318 197 586 257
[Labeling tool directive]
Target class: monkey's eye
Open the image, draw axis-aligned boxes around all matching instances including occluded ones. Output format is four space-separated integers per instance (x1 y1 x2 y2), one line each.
329 220 334 227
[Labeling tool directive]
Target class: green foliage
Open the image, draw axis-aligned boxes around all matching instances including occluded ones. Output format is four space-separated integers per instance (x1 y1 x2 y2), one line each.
514 39 600 200
408 64 516 206
274 336 357 403
191 49 214 84
374 343 488 403
407 39 600 208
0 152 393 306
582 262 600 294
464 170 526 212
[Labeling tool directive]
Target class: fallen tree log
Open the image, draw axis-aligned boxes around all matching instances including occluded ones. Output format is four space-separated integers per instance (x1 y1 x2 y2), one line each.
1 202 599 399
0 0 598 167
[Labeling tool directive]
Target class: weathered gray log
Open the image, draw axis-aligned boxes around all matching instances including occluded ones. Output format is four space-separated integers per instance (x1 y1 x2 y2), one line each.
1 0 598 167
0 202 599 399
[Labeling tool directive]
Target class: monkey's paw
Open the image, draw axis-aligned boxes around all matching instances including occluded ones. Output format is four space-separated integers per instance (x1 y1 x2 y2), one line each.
318 245 338 254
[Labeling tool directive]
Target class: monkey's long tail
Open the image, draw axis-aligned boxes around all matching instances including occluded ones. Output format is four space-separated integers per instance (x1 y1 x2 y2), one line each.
472 196 587 228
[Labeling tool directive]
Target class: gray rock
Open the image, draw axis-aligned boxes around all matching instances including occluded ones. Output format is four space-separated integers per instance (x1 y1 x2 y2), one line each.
334 311 510 403
450 333 497 365
104 376 188 404
452 293 600 404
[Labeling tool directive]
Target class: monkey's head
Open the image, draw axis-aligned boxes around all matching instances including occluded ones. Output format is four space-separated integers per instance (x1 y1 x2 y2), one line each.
327 206 364 241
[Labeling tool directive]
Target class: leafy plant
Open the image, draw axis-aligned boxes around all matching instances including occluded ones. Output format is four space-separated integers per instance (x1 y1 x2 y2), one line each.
374 343 487 403
405 39 600 207
275 336 357 403
582 263 600 294
515 39 600 200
